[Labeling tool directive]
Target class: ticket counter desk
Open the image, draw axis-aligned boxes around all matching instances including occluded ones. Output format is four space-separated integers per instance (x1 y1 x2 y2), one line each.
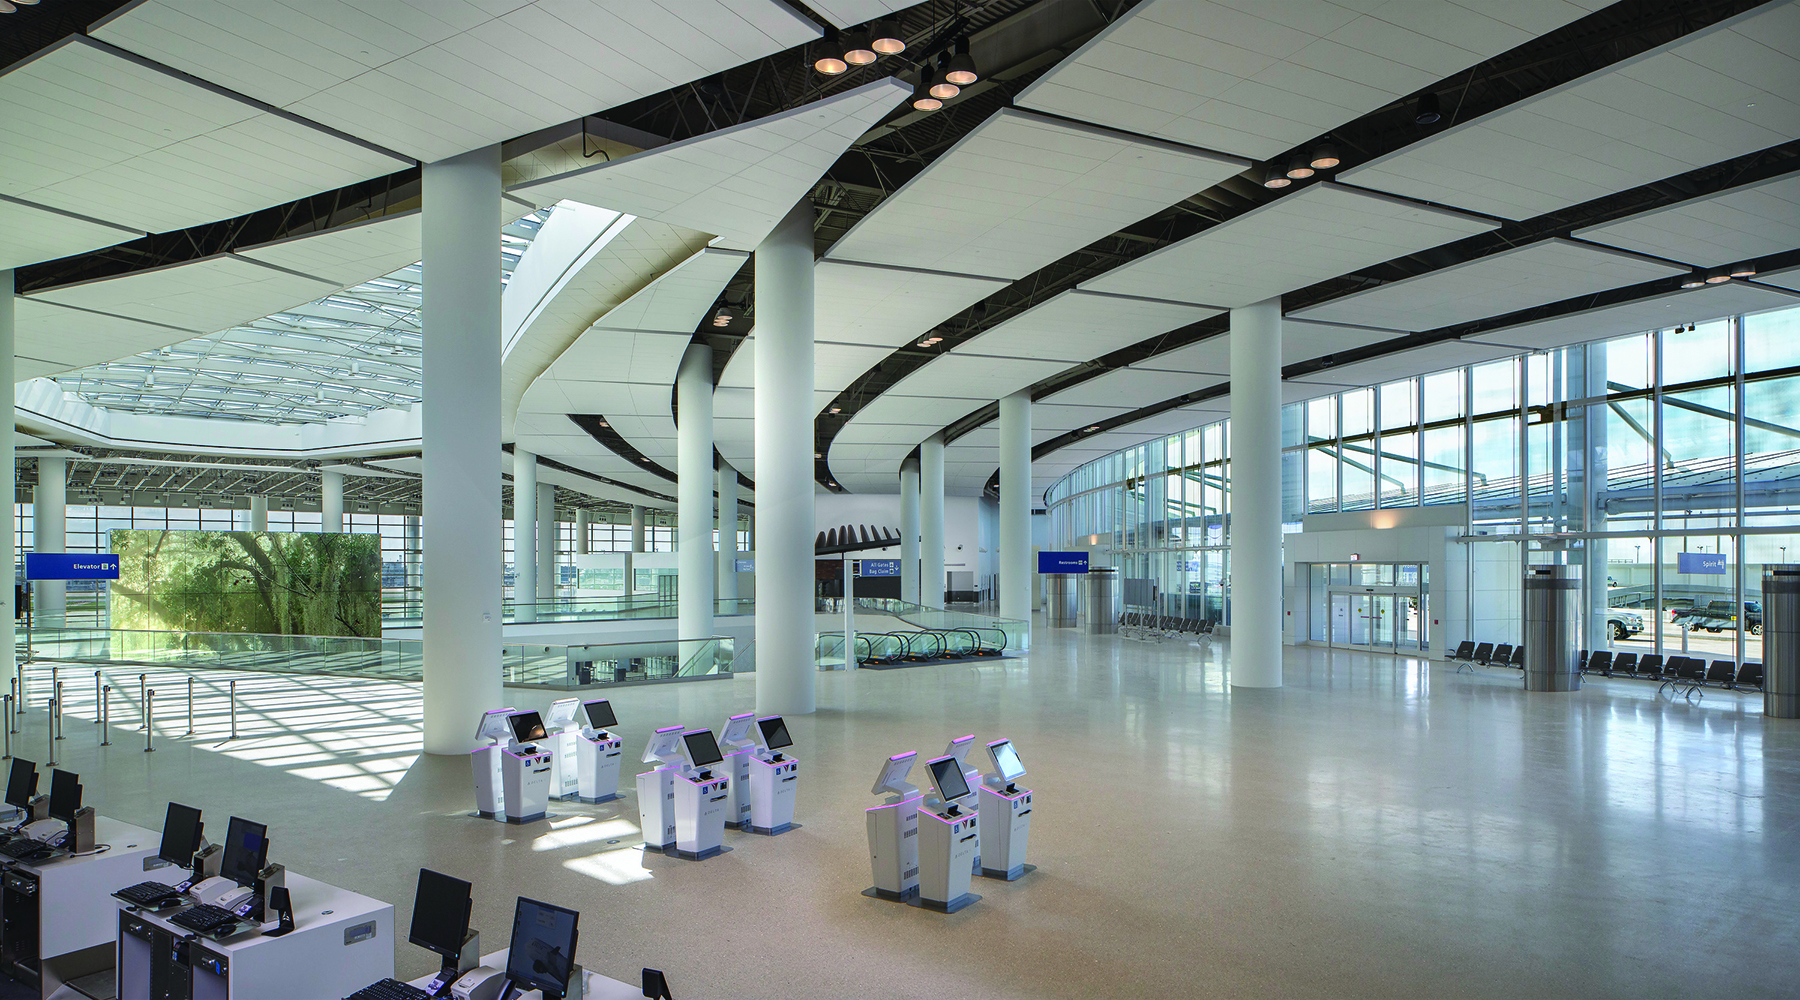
115 872 392 1000
5 815 178 998
405 949 641 1000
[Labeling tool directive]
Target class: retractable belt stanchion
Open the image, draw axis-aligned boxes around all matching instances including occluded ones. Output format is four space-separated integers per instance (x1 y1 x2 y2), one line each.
93 670 102 725
138 673 147 730
228 679 239 741
54 680 64 741
100 686 111 747
144 688 155 753
47 697 56 766
2 695 10 759
184 676 195 738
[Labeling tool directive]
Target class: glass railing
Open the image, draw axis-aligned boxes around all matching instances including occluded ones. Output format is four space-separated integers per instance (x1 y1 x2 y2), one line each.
381 595 754 625
19 627 733 691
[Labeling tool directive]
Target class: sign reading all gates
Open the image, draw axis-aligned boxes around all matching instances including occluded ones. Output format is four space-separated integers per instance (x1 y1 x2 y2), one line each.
734 559 755 573
859 559 901 577
1038 551 1090 574
25 553 120 580
1677 552 1727 575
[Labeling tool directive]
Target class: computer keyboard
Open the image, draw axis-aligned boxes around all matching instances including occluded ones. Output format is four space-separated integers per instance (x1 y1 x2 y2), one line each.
116 881 183 906
345 978 430 1000
169 903 238 934
0 839 44 858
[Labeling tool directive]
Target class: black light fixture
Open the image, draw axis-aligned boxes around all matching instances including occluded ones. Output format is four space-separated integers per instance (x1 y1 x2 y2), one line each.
871 20 905 55
1414 92 1441 125
712 306 736 328
1309 144 1341 170
911 75 942 112
929 53 960 100
1729 262 1758 278
1262 165 1292 189
843 28 877 66
813 29 847 75
945 37 978 86
1285 155 1315 180
1679 272 1706 289
1704 269 1732 284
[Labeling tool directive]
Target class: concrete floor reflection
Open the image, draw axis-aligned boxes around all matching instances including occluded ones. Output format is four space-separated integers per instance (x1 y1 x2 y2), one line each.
22 625 1800 999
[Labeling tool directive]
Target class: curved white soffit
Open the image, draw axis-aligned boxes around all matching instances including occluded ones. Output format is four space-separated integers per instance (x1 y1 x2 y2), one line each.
15 377 422 459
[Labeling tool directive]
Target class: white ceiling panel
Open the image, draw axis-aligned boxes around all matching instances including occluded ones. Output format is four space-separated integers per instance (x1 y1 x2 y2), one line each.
882 353 1072 402
0 37 412 236
1760 265 1800 294
1290 238 1689 332
94 0 823 163
1139 320 1406 373
952 290 1219 364
1464 280 1800 352
813 261 1011 348
718 340 896 404
1080 182 1498 308
1029 403 1134 432
1015 0 1606 160
238 211 423 291
1573 170 1800 267
1289 339 1521 385
13 298 203 378
1340 3 1800 220
0 196 142 270
1041 367 1226 408
29 254 333 340
514 79 908 249
808 0 912 27
847 394 987 427
826 108 1247 279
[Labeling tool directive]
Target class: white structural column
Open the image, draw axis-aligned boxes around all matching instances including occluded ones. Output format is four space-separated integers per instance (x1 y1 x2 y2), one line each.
0 274 11 691
921 433 946 609
513 449 538 623
575 509 591 555
631 506 646 552
754 200 816 715
320 471 344 532
33 457 66 626
677 343 715 641
716 461 740 602
536 481 555 607
249 496 268 531
1229 299 1283 688
421 145 505 754
899 457 921 605
999 391 1032 633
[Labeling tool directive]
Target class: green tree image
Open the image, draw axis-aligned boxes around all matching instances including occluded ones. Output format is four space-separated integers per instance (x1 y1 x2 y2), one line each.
110 530 382 637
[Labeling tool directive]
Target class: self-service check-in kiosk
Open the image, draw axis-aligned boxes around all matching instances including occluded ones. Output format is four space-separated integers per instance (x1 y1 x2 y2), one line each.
863 752 921 903
671 729 730 861
914 754 981 913
499 710 553 825
977 738 1035 881
943 734 983 873
544 698 582 801
574 698 624 803
470 708 516 819
719 713 758 831
637 726 686 852
747 715 799 835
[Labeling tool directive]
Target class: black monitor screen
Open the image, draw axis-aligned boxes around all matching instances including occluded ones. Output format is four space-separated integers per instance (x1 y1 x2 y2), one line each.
220 817 269 886
506 897 579 999
48 769 80 823
409 868 473 958
581 700 616 730
159 803 203 866
757 717 792 750
682 729 723 767
928 756 971 801
508 711 547 744
4 760 36 811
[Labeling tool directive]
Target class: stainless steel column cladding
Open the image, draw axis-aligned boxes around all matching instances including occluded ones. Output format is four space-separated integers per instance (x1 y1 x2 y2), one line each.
1523 564 1581 692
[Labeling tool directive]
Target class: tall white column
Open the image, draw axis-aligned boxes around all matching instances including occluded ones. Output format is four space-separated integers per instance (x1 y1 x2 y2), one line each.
575 508 591 555
1229 299 1283 689
0 273 14 691
899 457 921 605
630 506 646 552
755 199 816 715
921 433 946 609
716 461 740 602
999 391 1032 633
513 448 538 623
421 144 504 754
536 481 555 607
320 471 344 532
249 496 268 531
33 457 66 626
677 343 715 641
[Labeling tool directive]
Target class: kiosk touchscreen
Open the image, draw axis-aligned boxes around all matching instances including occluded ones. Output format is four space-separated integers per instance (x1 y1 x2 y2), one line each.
159 803 204 870
718 714 758 831
471 708 518 819
571 699 623 804
926 755 972 810
682 729 724 776
188 816 273 918
944 734 982 799
543 699 583 802
636 726 687 852
499 712 553 825
411 868 479 993
503 897 579 1000
758 717 793 758
670 730 729 860
913 755 980 913
977 739 1035 881
43 768 93 849
744 714 799 836
4 758 39 824
864 752 922 901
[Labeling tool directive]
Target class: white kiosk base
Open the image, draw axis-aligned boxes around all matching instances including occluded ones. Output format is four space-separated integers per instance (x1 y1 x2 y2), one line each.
913 804 980 913
576 732 624 803
671 772 730 861
862 795 921 902
636 768 677 852
723 748 753 830
977 784 1034 880
748 755 799 835
501 745 553 824
471 745 505 819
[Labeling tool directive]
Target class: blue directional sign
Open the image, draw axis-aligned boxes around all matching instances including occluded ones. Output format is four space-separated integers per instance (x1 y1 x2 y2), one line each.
25 553 120 580
859 559 901 577
1038 551 1090 574
1677 552 1726 575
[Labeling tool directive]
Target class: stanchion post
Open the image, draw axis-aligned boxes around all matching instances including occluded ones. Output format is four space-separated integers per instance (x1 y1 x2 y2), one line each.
47 698 56 767
100 686 111 747
144 689 155 753
93 671 102 725
184 676 194 738
228 679 238 741
53 681 64 741
2 695 10 759
137 673 147 730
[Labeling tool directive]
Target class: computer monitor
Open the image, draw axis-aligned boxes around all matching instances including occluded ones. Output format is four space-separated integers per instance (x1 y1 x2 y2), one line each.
642 726 686 766
581 699 616 730
945 734 975 766
871 752 916 797
219 817 269 887
47 769 81 823
4 759 36 812
757 716 792 751
409 869 473 959
926 755 971 801
506 897 579 999
507 711 547 744
158 803 204 867
987 739 1026 782
682 729 723 768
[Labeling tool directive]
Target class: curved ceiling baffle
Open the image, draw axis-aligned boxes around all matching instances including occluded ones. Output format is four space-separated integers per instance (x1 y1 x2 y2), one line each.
816 0 1620 498
505 78 914 500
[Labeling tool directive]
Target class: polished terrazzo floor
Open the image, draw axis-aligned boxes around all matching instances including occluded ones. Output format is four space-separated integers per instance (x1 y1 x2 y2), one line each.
17 624 1800 999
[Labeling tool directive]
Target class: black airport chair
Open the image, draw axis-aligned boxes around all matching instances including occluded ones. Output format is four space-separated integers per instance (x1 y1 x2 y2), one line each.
1706 660 1738 687
1471 642 1495 665
1586 650 1614 676
1449 641 1476 661
1663 657 1707 699
1490 643 1514 666
1635 653 1665 679
1577 649 1589 672
1510 646 1525 668
1738 662 1765 690
1611 652 1639 676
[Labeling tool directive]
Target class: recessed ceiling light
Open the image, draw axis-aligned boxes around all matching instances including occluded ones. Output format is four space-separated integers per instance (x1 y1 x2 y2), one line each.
814 32 848 75
843 29 876 66
1285 156 1315 180
1414 93 1441 125
1729 263 1757 278
1680 278 1705 289
1704 272 1731 284
1309 144 1340 170
1262 166 1291 189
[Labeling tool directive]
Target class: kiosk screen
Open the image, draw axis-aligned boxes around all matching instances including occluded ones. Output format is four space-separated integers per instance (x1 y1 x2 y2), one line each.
989 740 1026 782
757 717 793 750
159 803 203 866
48 769 81 822
220 817 269 886
581 699 617 729
508 711 548 744
410 868 474 958
507 897 579 998
4 760 35 811
927 755 971 801
683 729 724 767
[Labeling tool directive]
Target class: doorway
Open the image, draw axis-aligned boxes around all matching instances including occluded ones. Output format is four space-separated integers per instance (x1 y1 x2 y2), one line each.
1314 563 1427 653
